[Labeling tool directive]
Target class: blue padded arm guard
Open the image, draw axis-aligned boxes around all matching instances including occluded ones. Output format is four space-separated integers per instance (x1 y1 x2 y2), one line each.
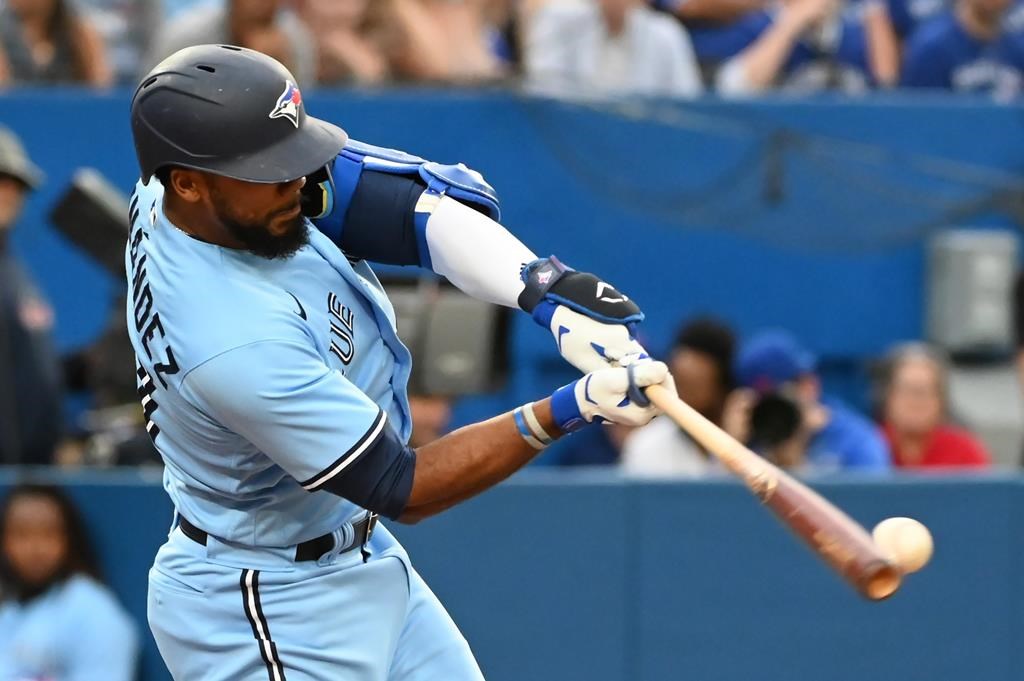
304 139 501 269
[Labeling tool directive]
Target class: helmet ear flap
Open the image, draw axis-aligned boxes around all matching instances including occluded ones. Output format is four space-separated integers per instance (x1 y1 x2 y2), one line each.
301 163 335 220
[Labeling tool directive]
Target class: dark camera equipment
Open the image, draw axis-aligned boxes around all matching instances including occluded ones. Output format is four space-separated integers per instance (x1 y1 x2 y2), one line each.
748 392 802 450
50 168 131 278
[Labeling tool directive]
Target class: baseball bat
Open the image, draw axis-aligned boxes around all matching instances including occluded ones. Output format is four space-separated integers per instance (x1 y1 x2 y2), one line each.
644 384 902 601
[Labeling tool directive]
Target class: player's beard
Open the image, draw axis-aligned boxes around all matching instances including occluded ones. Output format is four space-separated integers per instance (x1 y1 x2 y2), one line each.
210 191 309 260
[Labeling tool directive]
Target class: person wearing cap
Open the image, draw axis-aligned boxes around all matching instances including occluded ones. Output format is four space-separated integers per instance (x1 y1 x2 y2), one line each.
620 317 736 477
0 126 63 466
129 45 673 680
730 329 891 471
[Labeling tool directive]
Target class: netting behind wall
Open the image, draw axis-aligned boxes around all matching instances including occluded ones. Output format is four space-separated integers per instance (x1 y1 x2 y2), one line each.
519 97 1024 254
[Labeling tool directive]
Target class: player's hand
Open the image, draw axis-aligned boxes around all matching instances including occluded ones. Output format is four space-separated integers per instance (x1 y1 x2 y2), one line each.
518 256 648 373
549 359 674 432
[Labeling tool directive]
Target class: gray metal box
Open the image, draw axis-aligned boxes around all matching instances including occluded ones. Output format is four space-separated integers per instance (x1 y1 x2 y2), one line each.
927 229 1019 354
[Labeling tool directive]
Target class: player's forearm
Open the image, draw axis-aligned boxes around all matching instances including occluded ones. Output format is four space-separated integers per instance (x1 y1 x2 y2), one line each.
398 399 562 523
425 196 537 308
863 2 901 87
722 13 807 93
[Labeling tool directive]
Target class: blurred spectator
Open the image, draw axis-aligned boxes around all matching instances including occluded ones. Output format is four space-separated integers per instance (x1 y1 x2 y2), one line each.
877 343 990 468
145 0 315 87
731 329 891 471
712 0 901 94
525 0 704 97
164 0 219 19
408 393 453 447
371 0 508 83
1015 269 1024 463
0 0 113 87
0 484 138 680
0 126 63 466
900 0 1024 97
881 0 949 40
620 317 735 477
651 0 769 24
298 0 389 85
77 0 160 84
487 0 525 73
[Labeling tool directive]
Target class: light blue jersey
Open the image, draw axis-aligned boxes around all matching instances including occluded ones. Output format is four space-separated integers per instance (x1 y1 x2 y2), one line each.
126 178 413 547
0 575 138 681
135 170 487 679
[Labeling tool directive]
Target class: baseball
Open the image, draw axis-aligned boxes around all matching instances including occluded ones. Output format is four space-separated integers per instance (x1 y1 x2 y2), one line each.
872 517 933 573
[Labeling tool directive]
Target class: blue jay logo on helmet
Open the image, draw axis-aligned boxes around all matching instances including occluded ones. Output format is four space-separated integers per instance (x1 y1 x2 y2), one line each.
269 80 302 128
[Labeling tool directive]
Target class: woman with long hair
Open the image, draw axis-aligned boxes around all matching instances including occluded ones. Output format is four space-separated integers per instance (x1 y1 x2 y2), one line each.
878 343 991 469
0 0 112 86
0 483 138 680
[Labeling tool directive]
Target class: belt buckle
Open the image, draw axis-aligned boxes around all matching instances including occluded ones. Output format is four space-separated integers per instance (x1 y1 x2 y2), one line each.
360 512 378 562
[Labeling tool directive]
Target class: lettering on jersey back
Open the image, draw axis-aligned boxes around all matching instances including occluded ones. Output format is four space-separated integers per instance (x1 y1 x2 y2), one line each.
128 198 180 389
128 193 181 442
327 291 356 366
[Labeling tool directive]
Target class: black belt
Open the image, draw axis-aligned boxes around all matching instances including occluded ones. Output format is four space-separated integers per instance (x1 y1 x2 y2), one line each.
178 514 378 562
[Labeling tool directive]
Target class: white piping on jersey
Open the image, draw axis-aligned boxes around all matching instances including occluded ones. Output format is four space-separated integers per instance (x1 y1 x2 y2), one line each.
301 410 387 491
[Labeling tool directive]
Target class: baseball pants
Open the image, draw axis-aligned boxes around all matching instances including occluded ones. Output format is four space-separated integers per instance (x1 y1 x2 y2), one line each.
148 522 484 680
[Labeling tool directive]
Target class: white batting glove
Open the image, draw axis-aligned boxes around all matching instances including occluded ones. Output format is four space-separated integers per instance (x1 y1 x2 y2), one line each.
518 256 649 374
547 306 648 374
550 360 675 431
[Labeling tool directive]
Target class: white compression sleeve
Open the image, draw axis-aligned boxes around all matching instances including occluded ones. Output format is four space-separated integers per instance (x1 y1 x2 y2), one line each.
423 195 538 308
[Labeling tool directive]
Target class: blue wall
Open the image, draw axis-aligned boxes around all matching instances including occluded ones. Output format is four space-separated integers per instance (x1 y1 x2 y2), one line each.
4 91 1023 424
0 469 1020 681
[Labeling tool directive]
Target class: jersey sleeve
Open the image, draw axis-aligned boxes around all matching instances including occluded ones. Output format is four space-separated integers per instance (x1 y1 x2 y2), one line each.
182 340 395 493
63 584 139 681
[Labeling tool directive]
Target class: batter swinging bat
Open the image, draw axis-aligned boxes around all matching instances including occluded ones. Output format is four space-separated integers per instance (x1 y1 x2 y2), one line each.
643 384 902 601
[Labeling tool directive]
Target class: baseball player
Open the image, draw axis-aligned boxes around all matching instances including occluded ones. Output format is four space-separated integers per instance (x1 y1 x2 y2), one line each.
129 45 672 680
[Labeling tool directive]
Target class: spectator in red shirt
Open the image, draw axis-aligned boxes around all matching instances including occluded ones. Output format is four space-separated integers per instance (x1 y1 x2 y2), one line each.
878 343 990 469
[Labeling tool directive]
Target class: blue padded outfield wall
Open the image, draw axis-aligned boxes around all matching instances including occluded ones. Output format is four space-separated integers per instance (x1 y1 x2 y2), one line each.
3 91 1024 424
0 469 1021 681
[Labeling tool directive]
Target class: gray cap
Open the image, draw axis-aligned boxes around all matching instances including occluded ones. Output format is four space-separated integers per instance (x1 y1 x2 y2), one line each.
0 126 43 190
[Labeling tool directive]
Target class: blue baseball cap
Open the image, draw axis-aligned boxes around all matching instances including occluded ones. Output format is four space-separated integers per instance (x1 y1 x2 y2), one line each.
735 330 816 392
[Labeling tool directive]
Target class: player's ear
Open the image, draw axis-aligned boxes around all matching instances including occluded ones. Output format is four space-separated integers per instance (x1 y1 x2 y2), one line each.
169 169 204 203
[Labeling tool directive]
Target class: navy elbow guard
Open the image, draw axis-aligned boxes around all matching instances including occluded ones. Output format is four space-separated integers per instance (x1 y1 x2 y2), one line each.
304 139 500 238
303 416 416 520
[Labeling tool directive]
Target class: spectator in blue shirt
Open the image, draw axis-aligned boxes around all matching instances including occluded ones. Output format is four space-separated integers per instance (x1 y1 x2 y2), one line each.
0 484 138 681
884 0 949 38
729 330 891 472
901 0 1024 97
703 0 901 94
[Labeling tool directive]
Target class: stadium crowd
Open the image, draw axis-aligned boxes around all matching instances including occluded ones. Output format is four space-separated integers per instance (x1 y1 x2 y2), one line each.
0 0 1023 97
0 3 1017 678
